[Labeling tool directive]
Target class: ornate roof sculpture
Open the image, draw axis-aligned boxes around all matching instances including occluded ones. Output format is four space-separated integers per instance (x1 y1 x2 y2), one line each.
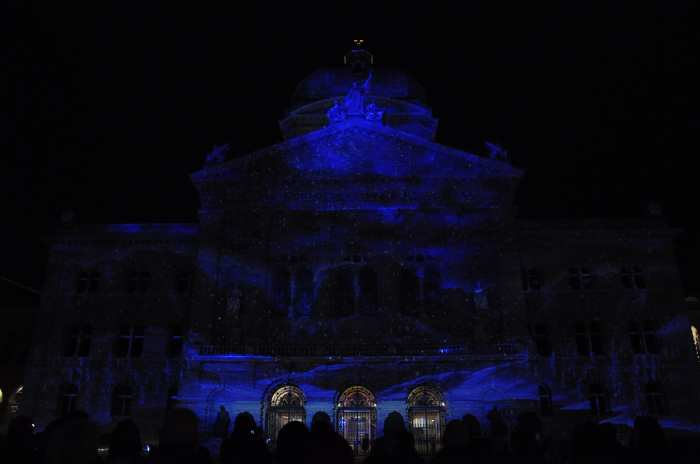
280 42 436 140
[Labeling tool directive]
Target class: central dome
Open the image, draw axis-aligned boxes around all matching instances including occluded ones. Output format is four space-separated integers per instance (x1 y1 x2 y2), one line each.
291 66 428 110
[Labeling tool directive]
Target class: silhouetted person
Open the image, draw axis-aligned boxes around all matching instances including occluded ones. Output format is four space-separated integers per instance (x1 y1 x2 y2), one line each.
432 419 470 464
305 411 353 464
510 412 547 463
630 416 667 464
214 405 231 438
365 411 421 464
4 415 36 463
571 421 603 464
486 407 510 460
108 419 143 464
275 421 309 464
44 415 100 464
219 412 271 464
148 408 211 464
598 423 627 463
463 414 489 462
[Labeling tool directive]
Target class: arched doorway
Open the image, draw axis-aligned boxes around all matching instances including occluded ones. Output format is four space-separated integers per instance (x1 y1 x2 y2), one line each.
407 386 445 456
336 386 376 456
266 385 306 445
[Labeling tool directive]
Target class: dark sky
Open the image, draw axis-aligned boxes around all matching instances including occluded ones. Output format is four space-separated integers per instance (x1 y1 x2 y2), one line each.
5 3 700 293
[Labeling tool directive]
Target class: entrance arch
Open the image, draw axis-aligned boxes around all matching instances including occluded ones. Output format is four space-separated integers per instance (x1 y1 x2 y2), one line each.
407 385 446 456
265 385 306 445
335 386 377 456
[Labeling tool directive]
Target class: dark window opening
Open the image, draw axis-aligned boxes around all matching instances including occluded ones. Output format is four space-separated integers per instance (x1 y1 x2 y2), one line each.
538 385 553 416
272 268 292 316
575 321 606 356
533 324 552 357
335 268 355 317
76 270 100 294
569 267 593 290
575 322 590 356
58 384 79 416
166 386 178 411
167 325 184 358
590 320 606 355
645 382 668 416
621 266 646 290
399 268 420 316
629 320 660 354
589 384 609 416
115 326 145 358
63 325 92 357
111 386 133 417
358 266 378 313
423 268 443 316
522 268 542 292
293 268 313 317
127 271 151 294
176 272 192 294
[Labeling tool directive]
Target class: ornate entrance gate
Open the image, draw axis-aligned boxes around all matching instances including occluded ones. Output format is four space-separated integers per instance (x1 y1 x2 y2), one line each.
336 386 376 456
408 386 445 456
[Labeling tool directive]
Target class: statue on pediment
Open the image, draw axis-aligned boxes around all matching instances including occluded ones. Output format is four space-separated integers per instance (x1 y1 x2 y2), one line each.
326 70 384 123
327 99 347 122
485 141 509 162
205 144 230 165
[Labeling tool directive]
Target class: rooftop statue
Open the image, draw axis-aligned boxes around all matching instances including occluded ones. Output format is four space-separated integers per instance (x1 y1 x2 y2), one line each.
326 70 383 122
485 141 509 162
205 143 230 165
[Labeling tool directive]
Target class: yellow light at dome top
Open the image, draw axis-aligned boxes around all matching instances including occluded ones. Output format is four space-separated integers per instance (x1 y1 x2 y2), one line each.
692 325 700 361
0 388 3 404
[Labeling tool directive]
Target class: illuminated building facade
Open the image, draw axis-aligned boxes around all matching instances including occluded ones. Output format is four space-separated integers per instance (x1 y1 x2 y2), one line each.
20 47 700 452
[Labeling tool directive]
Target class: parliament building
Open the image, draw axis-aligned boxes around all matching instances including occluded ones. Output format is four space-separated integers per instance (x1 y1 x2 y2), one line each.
20 46 700 455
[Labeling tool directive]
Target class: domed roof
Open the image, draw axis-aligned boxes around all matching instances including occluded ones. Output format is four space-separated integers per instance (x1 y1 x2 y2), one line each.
291 66 428 109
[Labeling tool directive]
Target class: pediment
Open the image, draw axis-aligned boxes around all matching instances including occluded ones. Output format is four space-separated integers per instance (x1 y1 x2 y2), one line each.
193 119 521 183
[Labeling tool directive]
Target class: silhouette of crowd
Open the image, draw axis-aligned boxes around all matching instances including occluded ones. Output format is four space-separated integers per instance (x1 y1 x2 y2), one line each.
0 406 695 463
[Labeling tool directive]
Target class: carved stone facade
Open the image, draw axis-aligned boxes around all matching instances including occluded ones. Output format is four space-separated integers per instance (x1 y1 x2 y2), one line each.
20 52 700 450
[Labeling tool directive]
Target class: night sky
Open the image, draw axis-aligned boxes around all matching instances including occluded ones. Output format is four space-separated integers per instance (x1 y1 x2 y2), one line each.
5 3 700 295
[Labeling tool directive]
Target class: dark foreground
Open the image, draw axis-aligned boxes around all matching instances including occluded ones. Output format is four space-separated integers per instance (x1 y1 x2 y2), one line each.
1 408 698 464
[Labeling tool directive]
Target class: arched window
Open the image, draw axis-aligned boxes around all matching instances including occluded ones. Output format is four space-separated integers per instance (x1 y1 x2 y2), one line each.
111 385 133 417
407 386 445 456
358 266 378 313
588 384 609 416
58 384 79 416
399 268 419 315
336 386 377 456
272 268 291 316
645 382 668 416
538 385 553 416
267 385 306 445
293 268 314 317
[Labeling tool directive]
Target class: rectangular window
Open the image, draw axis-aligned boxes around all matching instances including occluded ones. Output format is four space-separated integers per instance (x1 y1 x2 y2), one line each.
575 322 590 356
575 321 606 357
115 326 145 358
621 266 646 290
63 326 92 357
167 325 184 358
533 324 552 357
127 271 151 294
522 268 542 292
569 267 593 290
629 320 660 354
111 387 133 417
